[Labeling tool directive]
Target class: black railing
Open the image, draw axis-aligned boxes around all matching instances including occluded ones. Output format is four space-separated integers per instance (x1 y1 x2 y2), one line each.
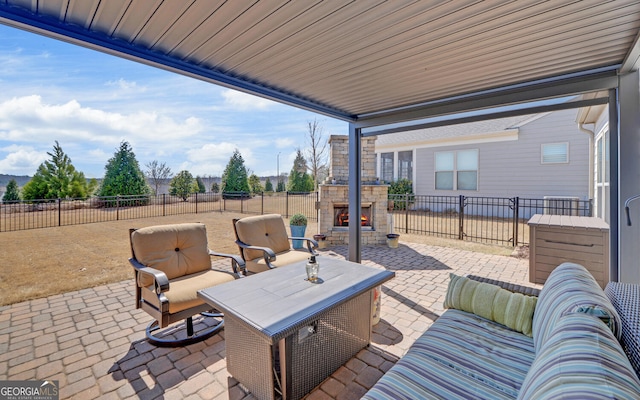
389 194 593 247
2 192 592 247
0 192 319 232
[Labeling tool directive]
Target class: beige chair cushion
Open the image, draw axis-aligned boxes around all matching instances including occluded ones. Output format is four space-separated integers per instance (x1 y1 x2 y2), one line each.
131 223 212 287
141 269 235 314
246 248 311 273
235 214 291 261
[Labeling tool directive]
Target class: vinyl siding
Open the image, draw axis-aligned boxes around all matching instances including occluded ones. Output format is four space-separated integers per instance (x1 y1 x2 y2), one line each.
413 109 589 199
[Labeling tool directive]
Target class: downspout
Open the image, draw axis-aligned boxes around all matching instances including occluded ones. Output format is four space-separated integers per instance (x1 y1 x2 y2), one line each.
579 123 595 201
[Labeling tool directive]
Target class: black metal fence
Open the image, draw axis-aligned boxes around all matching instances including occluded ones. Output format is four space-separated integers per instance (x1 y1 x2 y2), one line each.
1 191 592 247
389 194 593 246
0 192 319 232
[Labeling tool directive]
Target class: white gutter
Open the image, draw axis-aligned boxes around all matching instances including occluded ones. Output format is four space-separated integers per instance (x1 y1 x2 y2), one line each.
579 123 595 200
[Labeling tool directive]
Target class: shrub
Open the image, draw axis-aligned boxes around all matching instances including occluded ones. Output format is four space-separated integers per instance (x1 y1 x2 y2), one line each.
289 213 308 226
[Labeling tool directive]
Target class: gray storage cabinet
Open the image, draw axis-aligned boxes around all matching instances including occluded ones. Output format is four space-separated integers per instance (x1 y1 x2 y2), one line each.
528 214 609 288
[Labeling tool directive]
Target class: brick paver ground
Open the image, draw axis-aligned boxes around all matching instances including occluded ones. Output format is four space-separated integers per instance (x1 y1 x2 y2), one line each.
0 241 534 399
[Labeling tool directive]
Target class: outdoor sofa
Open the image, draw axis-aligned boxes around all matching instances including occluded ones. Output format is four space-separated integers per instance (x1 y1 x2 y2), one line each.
364 262 640 399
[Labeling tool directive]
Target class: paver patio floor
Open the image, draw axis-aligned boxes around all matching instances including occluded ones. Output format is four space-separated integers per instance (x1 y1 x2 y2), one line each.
0 241 534 399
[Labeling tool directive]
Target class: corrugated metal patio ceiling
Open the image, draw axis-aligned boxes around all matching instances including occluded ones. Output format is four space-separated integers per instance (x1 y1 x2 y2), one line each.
1 0 639 123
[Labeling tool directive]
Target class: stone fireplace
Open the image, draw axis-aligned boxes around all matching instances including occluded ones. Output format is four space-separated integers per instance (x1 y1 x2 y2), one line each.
318 135 389 245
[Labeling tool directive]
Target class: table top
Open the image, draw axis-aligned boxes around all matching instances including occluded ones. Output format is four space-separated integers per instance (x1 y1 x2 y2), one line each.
198 256 394 343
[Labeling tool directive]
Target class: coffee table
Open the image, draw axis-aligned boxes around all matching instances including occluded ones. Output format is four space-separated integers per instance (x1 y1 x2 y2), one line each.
198 256 394 400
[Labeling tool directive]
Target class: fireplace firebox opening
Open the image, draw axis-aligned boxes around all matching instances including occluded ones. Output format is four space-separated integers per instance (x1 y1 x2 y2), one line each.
333 203 373 228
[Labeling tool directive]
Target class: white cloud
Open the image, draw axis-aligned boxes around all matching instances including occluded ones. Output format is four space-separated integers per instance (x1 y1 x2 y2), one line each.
0 145 47 175
220 89 275 111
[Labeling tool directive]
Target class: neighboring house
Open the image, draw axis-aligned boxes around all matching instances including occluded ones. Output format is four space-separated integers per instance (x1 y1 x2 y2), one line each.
375 108 591 210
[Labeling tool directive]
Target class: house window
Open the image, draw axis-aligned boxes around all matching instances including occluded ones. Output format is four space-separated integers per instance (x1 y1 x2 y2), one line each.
398 151 413 181
596 131 610 222
542 142 568 164
435 150 478 190
381 152 394 182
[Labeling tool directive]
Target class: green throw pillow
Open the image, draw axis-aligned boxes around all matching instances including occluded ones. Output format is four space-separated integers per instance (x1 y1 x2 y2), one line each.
444 273 537 337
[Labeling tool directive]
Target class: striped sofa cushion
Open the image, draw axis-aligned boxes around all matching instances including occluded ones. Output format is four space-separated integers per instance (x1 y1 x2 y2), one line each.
518 312 640 399
532 262 620 352
363 309 536 400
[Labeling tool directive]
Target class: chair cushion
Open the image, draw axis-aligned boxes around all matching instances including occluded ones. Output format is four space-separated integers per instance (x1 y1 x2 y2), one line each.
246 249 311 273
131 223 212 287
235 214 291 261
141 269 235 314
531 262 620 352
444 273 537 336
518 312 640 400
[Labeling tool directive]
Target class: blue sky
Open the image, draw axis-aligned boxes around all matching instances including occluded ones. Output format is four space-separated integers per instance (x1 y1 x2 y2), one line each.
0 24 347 179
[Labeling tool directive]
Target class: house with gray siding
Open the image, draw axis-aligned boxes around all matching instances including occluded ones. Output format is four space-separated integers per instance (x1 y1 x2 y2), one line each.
375 108 591 216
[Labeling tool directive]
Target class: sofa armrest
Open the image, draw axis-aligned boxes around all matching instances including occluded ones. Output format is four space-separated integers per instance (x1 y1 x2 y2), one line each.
466 275 541 297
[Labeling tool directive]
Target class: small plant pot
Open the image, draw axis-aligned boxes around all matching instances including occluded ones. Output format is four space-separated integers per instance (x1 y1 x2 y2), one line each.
386 233 400 249
313 234 327 249
290 225 307 249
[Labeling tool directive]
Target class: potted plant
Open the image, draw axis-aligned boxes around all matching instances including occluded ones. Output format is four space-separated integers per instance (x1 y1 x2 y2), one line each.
289 213 308 249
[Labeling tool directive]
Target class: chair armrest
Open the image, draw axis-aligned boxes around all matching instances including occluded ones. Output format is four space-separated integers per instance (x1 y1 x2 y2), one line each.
209 250 246 277
466 275 541 297
289 237 319 255
235 240 278 269
129 257 170 293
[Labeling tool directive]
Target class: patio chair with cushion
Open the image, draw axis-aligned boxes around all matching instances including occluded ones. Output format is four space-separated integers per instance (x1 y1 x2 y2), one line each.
129 222 245 346
233 213 317 274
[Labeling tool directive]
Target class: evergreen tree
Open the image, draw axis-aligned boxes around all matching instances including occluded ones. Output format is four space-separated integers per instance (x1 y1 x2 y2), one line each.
98 141 150 200
22 141 95 200
287 149 314 192
264 177 273 192
3 179 20 202
276 176 286 192
170 170 196 201
221 149 250 194
196 176 206 193
248 174 263 194
211 182 220 193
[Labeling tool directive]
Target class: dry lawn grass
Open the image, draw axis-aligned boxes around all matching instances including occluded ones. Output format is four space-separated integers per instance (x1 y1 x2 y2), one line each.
0 211 515 306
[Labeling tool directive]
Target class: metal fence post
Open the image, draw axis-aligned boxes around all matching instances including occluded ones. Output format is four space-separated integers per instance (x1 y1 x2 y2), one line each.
116 196 120 221
162 194 166 216
286 191 289 218
195 192 198 214
261 192 264 215
405 193 409 234
458 195 464 240
512 197 519 247
58 198 61 227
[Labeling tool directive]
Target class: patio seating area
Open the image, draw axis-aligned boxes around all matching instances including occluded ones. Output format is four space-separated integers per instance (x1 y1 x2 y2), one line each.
0 241 534 399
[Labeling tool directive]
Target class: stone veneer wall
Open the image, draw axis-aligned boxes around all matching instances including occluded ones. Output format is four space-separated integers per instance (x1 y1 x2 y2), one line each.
319 135 389 245
327 135 378 184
